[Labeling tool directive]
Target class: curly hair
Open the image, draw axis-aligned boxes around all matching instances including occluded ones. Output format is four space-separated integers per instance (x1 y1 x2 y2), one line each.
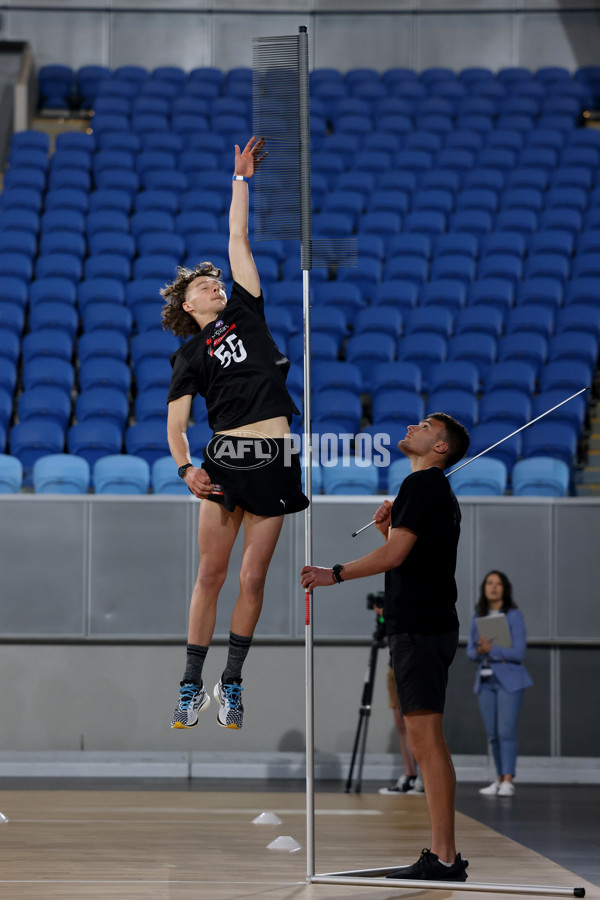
160 262 225 338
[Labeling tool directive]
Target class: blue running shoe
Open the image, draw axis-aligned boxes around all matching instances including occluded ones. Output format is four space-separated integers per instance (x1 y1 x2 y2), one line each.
214 679 244 729
171 682 210 729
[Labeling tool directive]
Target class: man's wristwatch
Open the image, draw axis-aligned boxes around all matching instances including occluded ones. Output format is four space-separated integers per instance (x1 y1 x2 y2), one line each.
178 463 193 479
332 564 345 584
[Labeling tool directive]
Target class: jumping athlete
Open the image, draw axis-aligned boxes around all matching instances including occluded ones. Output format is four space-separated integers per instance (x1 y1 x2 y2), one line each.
163 136 308 731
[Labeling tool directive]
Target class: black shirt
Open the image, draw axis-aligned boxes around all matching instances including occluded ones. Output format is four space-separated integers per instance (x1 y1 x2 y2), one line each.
383 467 461 636
167 281 299 431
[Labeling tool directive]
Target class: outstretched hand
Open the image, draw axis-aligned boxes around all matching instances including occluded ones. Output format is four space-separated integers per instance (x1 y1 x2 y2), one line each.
234 136 267 178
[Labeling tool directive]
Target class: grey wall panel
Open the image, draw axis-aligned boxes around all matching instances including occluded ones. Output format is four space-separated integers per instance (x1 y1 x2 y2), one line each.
446 647 550 757
416 13 515 70
109 13 212 71
0 500 86 636
475 503 552 639
555 505 600 639
560 649 600 757
89 501 190 636
212 13 310 71
520 11 600 69
297 500 385 638
7 9 108 69
205 512 297 639
314 15 414 71
455 501 476 638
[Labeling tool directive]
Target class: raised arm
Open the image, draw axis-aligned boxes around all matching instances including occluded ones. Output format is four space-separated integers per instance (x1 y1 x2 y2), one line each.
229 136 267 297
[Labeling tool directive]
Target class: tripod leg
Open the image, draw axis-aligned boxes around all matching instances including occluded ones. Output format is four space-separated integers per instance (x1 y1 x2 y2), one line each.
345 712 365 793
354 642 379 793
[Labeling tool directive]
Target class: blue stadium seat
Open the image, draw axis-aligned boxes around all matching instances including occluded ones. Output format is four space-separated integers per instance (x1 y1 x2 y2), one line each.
135 388 167 426
499 333 548 371
406 306 453 338
313 390 362 435
18 387 71 429
404 211 446 237
186 421 214 458
78 279 126 311
521 422 578 467
131 332 180 368
455 189 497 214
450 210 493 236
68 419 123 466
468 422 521 471
84 254 131 284
480 233 526 261
532 389 586 432
76 388 129 429
420 280 466 312
34 253 81 284
386 256 428 285
430 255 475 285
78 330 128 365
39 232 86 259
549 332 598 370
94 454 150 494
82 303 132 336
539 360 592 393
346 333 396 382
449 457 507 496
448 333 497 378
372 390 424 425
11 130 50 154
0 330 20 365
22 358 74 393
512 457 570 497
468 279 513 311
1 188 43 214
312 361 362 394
79 358 131 393
86 210 128 236
565 278 600 307
88 189 132 214
88 232 136 260
10 420 65 481
516 278 563 309
398 334 447 389
22 328 73 364
387 457 413 494
322 458 379 496
313 282 365 319
145 170 188 193
479 390 531 428
134 190 179 216
372 281 419 311
539 208 582 236
310 307 348 343
0 454 23 492
427 389 477 430
478 254 523 285
288 332 338 364
428 361 479 394
529 230 573 259
45 187 89 214
0 251 33 281
0 230 37 258
495 209 538 236
556 305 600 340
387 234 431 260
371 362 422 395
0 302 25 337
33 454 90 494
485 361 537 396
454 307 503 338
360 212 402 238
505 306 553 339
572 254 600 280
0 209 40 235
135 359 173 392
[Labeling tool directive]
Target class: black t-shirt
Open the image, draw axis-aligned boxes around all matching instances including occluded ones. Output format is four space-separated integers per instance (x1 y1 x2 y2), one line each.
167 281 299 431
383 467 461 636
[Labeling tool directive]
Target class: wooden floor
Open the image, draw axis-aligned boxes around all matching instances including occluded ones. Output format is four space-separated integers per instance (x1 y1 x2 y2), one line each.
0 789 596 899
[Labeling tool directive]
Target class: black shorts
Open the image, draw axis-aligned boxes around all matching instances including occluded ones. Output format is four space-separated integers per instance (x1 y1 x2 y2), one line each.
201 434 310 517
389 629 459 715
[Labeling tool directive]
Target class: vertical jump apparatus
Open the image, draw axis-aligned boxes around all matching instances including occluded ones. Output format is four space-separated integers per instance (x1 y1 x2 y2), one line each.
252 28 585 898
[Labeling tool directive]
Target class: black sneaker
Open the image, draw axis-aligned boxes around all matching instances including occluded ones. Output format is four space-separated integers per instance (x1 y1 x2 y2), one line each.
387 848 468 882
378 775 416 795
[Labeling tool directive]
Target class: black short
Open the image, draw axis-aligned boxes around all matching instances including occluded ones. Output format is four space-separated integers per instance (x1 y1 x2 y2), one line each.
201 434 309 517
389 629 459 715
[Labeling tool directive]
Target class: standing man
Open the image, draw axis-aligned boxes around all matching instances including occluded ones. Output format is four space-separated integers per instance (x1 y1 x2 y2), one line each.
301 413 470 882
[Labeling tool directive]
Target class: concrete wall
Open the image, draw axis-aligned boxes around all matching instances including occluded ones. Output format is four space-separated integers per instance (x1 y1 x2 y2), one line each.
1 0 599 73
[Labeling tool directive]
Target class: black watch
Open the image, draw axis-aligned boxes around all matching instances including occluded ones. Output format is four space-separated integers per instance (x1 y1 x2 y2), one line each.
178 463 193 479
332 564 344 584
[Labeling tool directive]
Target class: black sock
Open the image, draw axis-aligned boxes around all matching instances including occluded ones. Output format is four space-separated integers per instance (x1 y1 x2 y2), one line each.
182 644 209 687
222 632 252 682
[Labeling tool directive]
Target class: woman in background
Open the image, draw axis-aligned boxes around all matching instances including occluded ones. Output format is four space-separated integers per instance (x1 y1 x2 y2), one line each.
467 571 533 797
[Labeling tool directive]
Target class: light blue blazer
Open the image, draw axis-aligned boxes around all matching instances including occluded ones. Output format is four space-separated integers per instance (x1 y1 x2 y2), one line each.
466 608 533 694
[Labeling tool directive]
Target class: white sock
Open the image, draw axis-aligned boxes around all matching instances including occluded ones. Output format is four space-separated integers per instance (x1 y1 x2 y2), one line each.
437 858 453 867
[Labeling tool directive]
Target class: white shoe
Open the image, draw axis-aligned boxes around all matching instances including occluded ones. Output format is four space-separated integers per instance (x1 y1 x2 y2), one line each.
479 781 500 795
498 781 515 797
378 775 415 795
406 774 425 794
171 682 210 729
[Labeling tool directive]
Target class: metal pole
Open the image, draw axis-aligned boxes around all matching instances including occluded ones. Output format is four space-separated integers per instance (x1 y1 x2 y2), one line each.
311 875 585 896
297 25 315 882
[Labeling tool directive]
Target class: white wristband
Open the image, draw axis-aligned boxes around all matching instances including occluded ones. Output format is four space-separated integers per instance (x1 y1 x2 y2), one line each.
232 175 248 183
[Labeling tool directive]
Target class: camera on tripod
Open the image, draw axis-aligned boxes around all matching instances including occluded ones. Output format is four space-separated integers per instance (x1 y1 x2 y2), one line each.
367 590 387 644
